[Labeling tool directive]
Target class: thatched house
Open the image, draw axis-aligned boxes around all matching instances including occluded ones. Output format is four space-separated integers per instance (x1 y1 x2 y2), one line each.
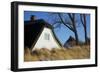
64 36 76 48
24 16 62 51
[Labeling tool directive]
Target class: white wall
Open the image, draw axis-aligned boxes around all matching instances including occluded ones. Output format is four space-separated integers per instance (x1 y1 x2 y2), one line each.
0 0 99 73
32 27 60 51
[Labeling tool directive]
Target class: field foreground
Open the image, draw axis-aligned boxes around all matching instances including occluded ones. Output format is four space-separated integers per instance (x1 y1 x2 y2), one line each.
24 45 90 62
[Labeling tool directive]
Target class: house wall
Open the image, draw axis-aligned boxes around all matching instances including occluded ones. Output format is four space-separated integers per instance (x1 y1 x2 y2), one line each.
32 27 60 51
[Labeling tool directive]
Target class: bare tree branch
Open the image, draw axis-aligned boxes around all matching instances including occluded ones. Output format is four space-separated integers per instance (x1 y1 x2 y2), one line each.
57 13 74 31
80 14 84 25
50 13 79 45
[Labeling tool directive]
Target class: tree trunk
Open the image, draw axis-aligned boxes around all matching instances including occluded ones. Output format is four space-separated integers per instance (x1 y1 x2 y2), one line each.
72 14 79 45
74 28 79 45
84 25 88 44
83 14 88 45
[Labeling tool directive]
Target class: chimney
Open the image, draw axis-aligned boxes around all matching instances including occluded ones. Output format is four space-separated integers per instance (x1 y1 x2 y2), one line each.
30 15 36 21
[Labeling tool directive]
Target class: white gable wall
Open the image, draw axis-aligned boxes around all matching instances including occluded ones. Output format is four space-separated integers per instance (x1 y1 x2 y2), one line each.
32 27 61 51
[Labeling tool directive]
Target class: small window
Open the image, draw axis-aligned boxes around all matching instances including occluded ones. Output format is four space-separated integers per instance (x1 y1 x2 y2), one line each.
44 33 50 40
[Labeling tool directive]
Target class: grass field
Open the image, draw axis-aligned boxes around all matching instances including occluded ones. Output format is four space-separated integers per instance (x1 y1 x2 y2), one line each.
24 45 90 62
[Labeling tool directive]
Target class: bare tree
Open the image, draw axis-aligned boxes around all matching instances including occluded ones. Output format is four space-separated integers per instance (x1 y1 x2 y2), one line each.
52 13 79 45
80 14 88 44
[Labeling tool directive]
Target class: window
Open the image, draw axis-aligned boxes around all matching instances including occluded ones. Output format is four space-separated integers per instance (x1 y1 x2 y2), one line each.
44 33 50 40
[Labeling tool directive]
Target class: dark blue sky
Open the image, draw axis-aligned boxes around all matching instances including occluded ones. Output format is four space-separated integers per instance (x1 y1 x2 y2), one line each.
24 11 90 45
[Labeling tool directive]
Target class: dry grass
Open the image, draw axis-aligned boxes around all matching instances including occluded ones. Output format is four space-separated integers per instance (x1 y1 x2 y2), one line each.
24 45 90 62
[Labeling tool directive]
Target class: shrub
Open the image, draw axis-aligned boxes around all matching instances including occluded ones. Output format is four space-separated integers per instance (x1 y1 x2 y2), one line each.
24 45 90 61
